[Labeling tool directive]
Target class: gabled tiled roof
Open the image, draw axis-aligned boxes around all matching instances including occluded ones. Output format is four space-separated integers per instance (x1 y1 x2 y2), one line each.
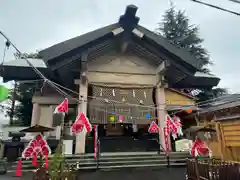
39 5 203 71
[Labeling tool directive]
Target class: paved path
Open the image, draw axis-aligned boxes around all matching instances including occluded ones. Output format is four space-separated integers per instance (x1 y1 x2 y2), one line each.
0 167 186 180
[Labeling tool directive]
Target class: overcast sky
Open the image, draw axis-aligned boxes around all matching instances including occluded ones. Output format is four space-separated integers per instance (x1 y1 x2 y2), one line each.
0 0 240 123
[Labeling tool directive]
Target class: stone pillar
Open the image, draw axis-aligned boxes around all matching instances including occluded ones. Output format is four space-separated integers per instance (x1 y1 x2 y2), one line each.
75 82 88 154
31 103 40 126
38 105 54 138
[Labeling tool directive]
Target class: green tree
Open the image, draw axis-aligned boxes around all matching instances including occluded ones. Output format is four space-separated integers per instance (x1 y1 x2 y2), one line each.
5 82 35 126
48 146 66 180
155 4 228 103
3 52 40 126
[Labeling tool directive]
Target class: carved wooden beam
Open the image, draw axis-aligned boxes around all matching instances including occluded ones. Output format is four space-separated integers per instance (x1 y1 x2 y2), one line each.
112 27 124 36
156 60 169 87
156 60 169 74
132 28 144 39
121 41 129 53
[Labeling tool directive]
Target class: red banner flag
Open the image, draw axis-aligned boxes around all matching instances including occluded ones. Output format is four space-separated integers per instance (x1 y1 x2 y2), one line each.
71 112 92 133
148 121 159 133
54 98 68 113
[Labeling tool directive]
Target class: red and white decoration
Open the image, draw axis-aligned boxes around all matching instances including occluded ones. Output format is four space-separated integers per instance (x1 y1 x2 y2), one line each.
147 115 183 154
191 136 212 158
22 134 51 159
165 115 182 140
172 116 183 136
16 98 95 176
54 98 68 114
71 112 92 133
163 115 183 154
93 125 98 160
148 121 159 133
16 134 51 177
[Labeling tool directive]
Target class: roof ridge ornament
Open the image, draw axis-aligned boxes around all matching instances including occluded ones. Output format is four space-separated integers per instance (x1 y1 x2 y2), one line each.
119 4 139 31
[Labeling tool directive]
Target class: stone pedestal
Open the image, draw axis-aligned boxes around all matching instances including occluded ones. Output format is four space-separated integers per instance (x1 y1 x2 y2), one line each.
63 140 73 155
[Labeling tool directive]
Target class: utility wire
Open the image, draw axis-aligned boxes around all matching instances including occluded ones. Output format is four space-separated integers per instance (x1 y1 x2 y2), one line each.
229 0 240 5
190 0 240 16
50 80 240 110
0 30 77 101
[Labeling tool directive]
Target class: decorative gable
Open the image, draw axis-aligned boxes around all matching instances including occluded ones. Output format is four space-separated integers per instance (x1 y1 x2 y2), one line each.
88 53 157 74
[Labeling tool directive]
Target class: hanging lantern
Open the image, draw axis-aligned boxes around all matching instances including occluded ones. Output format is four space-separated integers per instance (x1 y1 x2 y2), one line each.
109 116 115 122
121 97 126 102
186 109 192 113
146 113 151 119
119 115 124 123
0 85 9 101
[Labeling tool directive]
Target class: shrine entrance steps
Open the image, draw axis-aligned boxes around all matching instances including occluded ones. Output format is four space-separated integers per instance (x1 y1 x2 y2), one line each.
96 152 190 170
7 151 191 173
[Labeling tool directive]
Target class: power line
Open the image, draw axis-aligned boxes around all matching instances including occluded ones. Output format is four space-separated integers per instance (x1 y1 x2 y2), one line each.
190 0 240 16
0 31 74 97
229 0 240 5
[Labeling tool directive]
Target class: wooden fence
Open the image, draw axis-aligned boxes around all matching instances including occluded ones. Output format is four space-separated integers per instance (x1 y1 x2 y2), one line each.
186 159 240 180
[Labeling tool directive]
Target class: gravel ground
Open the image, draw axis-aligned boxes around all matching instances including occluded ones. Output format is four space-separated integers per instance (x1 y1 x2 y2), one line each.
1 167 186 180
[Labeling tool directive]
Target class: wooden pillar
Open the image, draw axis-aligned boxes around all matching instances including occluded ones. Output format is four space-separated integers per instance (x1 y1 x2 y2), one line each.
156 61 171 152
75 53 88 154
156 87 167 151
31 103 40 126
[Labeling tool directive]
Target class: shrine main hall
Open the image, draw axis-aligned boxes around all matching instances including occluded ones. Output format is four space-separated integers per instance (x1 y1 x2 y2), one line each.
1 5 220 154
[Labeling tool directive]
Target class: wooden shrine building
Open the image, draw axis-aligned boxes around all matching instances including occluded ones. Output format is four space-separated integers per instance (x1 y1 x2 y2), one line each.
193 94 240 161
1 5 220 154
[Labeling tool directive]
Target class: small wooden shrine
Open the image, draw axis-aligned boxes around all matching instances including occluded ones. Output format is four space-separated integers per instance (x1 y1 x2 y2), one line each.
193 94 240 161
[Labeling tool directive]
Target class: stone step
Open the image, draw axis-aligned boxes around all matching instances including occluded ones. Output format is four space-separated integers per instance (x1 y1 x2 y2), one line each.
98 153 188 168
7 151 191 173
100 151 190 157
98 162 186 170
11 153 190 166
99 155 189 161
99 158 186 165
